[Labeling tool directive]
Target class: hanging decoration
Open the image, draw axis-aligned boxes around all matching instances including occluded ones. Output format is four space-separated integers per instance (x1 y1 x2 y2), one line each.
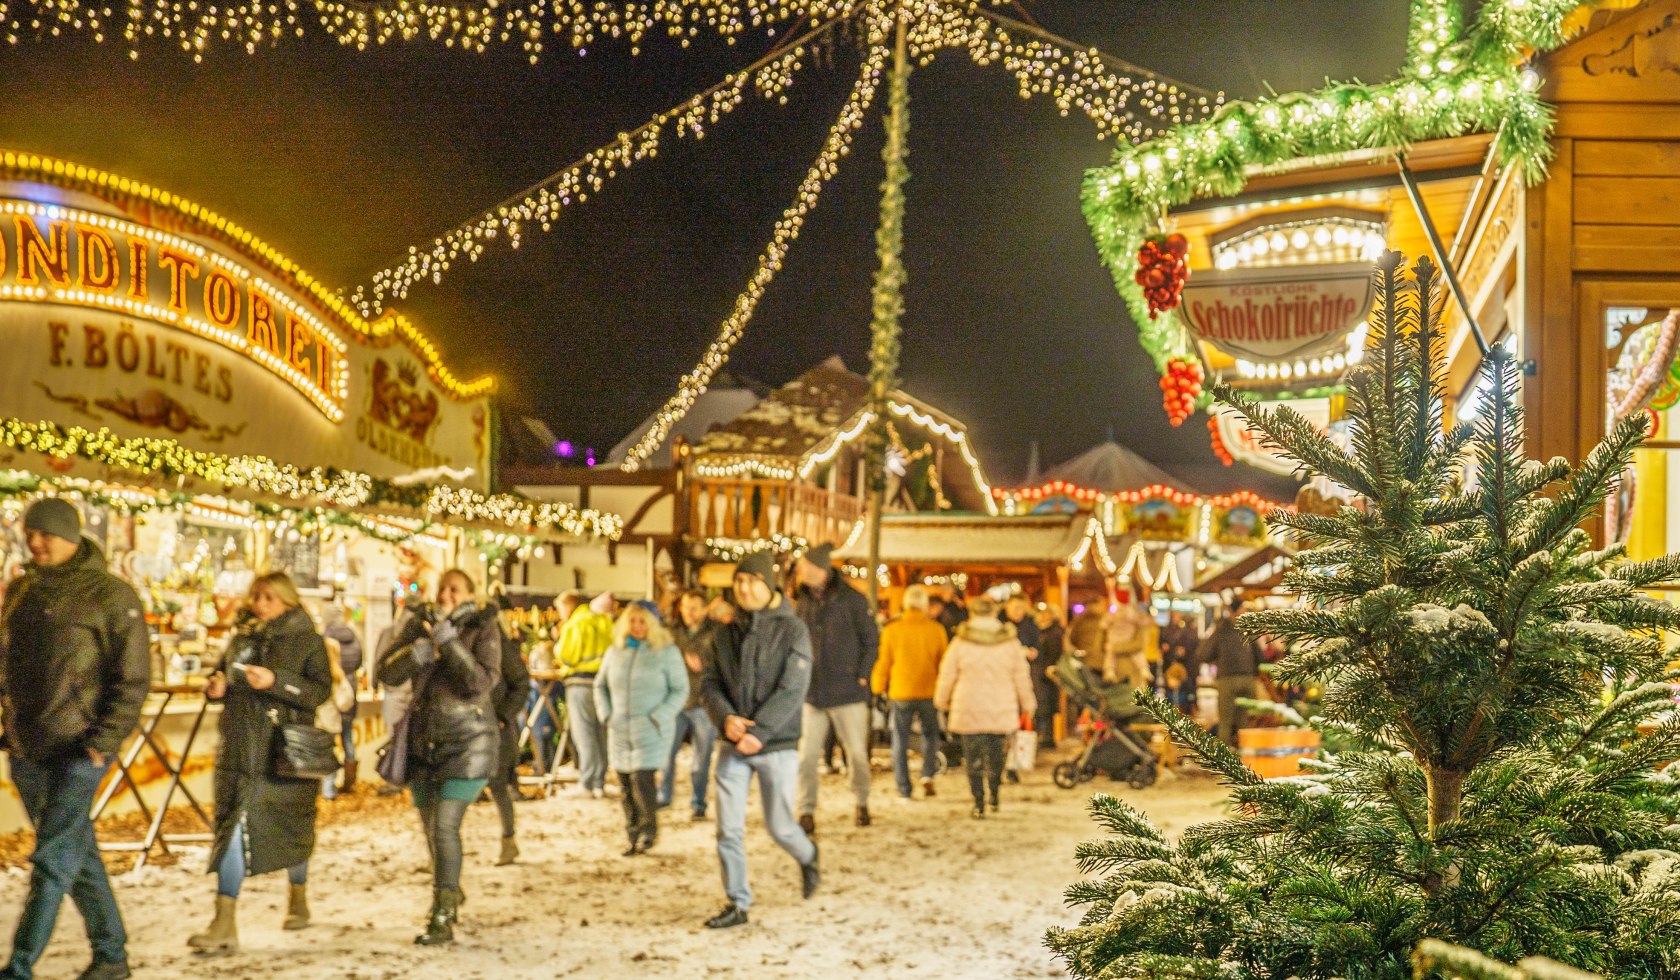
1208 415 1233 467
1160 357 1203 426
1134 232 1189 319
1082 0 1586 375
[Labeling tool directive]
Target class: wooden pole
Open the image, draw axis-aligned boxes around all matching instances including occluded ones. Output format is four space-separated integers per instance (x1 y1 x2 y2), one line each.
865 6 911 612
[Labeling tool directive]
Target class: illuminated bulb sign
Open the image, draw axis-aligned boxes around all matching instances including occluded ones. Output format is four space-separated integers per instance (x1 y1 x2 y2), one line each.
0 161 495 490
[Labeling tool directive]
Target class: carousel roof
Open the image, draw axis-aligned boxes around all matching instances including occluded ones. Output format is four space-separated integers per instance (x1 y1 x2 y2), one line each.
1035 440 1193 495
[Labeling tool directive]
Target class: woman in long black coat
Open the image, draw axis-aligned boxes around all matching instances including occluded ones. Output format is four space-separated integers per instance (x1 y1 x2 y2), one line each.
377 568 501 945
188 572 332 955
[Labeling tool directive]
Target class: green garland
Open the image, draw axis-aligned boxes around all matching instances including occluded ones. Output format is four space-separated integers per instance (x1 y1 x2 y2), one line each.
1083 0 1586 374
865 16 911 499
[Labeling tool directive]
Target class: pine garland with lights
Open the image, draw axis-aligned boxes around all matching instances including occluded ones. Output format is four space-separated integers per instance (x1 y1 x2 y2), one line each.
1046 254 1680 979
864 10 910 502
1082 0 1582 374
0 418 622 541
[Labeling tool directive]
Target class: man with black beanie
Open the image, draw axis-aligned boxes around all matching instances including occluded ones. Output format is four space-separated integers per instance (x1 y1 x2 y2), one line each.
699 551 818 929
1 499 149 980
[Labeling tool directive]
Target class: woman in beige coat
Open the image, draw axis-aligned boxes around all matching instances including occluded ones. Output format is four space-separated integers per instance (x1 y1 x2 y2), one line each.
934 597 1035 819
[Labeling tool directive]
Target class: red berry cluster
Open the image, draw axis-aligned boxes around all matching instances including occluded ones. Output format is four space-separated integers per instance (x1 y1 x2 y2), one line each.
1160 357 1203 427
1208 415 1234 466
1135 233 1190 319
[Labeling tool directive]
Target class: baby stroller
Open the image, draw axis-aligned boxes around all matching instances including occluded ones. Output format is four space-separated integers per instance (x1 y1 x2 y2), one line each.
1049 654 1158 790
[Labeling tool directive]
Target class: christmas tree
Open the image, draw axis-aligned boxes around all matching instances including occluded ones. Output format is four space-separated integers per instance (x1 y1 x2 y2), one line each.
1046 253 1680 978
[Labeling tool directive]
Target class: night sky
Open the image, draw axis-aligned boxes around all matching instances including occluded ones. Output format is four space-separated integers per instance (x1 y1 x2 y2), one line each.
0 1 1409 497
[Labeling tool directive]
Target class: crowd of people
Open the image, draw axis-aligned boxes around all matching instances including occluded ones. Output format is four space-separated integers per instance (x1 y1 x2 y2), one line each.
0 496 1264 977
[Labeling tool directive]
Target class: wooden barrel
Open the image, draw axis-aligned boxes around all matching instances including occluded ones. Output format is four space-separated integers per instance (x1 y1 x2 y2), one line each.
1237 727 1321 778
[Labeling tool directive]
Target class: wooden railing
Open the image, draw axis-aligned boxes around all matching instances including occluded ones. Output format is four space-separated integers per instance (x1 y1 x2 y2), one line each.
690 479 863 546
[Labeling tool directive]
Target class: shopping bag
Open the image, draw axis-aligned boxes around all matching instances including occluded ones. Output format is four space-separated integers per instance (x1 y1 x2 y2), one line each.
1008 729 1037 773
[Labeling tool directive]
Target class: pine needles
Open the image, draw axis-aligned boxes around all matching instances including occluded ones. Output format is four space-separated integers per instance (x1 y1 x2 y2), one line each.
1047 254 1680 979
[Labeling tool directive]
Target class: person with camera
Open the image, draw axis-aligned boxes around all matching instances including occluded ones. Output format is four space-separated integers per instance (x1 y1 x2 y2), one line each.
375 569 501 946
594 601 687 856
189 572 332 956
0 499 149 980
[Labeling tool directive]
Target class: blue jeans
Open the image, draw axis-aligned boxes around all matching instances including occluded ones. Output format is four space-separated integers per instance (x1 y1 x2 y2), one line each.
6 754 127 977
565 683 607 792
889 699 942 797
658 707 717 813
714 746 814 911
525 682 565 771
216 821 307 898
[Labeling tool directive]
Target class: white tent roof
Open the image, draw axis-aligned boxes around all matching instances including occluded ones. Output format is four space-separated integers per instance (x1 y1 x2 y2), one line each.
606 387 761 469
834 514 1086 566
1037 440 1192 494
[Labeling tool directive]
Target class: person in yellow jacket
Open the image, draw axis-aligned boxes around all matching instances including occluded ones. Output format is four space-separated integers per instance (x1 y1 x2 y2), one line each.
871 585 949 801
558 592 617 796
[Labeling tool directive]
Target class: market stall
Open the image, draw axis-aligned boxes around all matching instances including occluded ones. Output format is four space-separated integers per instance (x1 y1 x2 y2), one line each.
0 151 623 842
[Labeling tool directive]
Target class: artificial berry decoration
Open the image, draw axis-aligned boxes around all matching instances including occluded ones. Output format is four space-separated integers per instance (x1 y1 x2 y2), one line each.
1134 232 1191 319
1208 415 1234 466
1160 357 1204 426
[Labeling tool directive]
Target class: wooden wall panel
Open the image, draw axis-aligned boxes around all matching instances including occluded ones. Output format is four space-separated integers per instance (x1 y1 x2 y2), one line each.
1574 224 1680 273
1574 176 1680 226
1574 140 1680 176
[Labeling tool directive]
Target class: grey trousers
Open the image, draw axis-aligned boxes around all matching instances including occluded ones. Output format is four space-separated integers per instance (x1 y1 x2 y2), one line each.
797 701 872 815
1215 675 1257 748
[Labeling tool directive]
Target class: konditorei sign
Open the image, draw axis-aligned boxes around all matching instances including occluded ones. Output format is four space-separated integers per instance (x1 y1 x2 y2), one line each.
0 160 494 491
1179 262 1373 362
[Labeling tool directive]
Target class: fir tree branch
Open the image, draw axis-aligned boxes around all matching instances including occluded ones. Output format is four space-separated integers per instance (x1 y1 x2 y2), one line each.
1138 690 1262 788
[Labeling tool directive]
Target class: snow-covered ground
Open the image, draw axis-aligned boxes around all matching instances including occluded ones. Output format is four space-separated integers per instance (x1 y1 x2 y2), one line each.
0 750 1230 979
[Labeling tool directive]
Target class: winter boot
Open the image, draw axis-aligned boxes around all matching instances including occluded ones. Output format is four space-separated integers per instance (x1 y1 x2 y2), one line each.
283 883 310 930
496 836 519 866
414 889 458 945
341 759 358 791
187 895 238 955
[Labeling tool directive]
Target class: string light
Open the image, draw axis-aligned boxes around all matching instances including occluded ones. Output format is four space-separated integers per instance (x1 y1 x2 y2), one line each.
620 42 888 471
354 19 838 316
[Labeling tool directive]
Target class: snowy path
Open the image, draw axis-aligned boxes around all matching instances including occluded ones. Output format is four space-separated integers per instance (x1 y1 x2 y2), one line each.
0 752 1229 979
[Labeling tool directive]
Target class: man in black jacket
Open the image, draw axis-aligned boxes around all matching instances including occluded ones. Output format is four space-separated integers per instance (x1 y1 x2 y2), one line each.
0 499 149 980
699 552 818 930
791 542 878 833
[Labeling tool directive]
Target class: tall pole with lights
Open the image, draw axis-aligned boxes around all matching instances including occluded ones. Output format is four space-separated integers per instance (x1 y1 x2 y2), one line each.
864 2 910 612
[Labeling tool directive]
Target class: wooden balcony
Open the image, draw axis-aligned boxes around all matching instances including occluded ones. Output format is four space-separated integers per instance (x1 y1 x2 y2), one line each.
690 479 863 546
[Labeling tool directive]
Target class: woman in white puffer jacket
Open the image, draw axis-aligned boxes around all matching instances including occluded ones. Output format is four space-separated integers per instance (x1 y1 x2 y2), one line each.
934 596 1035 819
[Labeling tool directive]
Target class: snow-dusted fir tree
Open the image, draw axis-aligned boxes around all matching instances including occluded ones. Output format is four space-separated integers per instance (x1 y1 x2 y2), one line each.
1046 254 1680 978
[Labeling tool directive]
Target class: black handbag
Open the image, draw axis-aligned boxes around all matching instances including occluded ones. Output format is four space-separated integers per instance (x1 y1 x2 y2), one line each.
273 716 341 781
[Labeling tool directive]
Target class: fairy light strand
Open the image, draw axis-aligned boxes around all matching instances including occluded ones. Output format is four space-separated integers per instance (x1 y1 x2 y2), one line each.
620 40 888 471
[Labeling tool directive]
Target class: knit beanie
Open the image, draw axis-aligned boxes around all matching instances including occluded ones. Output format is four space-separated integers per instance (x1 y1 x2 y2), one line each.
734 550 778 585
24 498 81 544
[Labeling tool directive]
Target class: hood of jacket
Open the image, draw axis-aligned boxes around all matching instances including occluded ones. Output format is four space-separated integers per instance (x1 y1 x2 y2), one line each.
955 616 1016 646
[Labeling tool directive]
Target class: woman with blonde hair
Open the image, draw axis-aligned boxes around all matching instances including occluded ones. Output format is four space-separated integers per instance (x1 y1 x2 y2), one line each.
594 602 688 855
375 568 501 945
190 572 332 955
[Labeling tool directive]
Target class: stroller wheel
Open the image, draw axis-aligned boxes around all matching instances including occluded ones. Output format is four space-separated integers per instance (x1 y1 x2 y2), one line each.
1076 766 1096 784
1126 764 1158 790
933 751 949 776
1052 762 1079 790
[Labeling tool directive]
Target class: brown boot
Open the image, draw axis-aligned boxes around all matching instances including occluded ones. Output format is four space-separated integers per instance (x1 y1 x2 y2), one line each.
341 759 358 791
921 777 936 798
283 883 309 930
496 836 519 866
855 805 871 827
798 813 815 836
187 895 238 955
